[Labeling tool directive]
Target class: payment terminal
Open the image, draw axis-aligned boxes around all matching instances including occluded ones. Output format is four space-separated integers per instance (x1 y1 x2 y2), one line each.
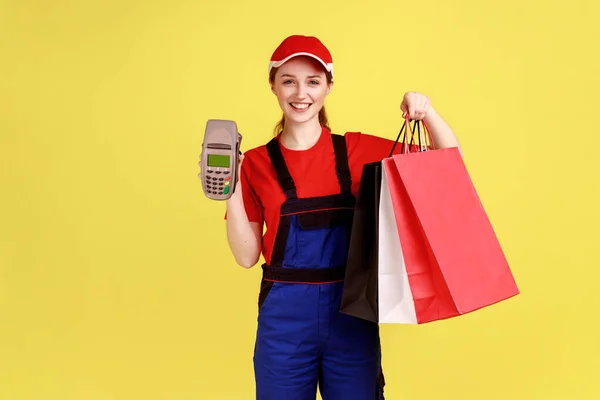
200 119 242 200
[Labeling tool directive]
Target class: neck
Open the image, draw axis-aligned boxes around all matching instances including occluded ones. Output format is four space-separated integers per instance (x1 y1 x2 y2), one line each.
280 118 322 150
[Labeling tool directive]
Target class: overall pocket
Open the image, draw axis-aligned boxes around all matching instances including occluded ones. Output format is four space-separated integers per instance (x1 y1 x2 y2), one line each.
284 208 354 267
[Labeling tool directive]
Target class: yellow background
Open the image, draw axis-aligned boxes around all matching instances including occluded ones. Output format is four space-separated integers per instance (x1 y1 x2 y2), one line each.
1 0 599 398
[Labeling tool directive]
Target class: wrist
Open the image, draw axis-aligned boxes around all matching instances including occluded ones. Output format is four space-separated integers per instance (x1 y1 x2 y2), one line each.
226 184 243 205
424 105 438 123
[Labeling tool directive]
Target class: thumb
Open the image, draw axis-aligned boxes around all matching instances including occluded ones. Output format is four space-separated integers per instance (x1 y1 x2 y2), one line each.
400 103 410 119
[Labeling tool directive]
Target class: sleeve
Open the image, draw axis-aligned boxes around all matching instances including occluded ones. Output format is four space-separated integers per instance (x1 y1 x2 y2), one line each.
223 154 264 224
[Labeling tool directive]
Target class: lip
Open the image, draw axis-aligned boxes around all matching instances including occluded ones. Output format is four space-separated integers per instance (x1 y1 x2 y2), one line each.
289 102 312 112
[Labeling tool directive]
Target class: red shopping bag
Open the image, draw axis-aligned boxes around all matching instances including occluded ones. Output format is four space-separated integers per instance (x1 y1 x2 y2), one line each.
379 120 519 324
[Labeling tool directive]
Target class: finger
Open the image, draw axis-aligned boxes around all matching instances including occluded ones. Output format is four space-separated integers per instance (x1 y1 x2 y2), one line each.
414 109 423 120
400 102 408 114
416 97 429 120
421 97 430 118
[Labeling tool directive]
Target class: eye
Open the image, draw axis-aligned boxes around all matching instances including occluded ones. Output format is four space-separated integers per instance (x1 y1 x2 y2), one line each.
309 80 320 85
283 79 293 84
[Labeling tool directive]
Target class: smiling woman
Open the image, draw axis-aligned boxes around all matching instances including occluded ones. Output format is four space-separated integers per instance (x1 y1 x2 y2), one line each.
219 34 463 400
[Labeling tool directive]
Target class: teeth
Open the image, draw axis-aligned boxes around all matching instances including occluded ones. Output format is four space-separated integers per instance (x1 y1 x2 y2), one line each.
291 103 310 109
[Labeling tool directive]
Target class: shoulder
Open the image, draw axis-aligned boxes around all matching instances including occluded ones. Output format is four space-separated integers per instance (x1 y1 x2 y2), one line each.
328 131 365 152
340 131 395 154
243 143 267 160
241 139 276 178
243 139 272 161
336 130 398 166
343 130 394 144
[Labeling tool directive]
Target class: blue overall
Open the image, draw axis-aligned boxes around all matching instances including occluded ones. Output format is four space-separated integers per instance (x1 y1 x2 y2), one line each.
253 134 385 399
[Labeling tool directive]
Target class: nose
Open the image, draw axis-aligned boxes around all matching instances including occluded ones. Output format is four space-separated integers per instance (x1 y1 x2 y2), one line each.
295 83 307 99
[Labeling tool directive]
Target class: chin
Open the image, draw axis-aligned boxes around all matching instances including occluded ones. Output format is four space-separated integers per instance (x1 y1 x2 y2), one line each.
283 109 320 125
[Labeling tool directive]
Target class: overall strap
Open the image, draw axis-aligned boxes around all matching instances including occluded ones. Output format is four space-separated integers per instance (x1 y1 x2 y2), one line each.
331 134 352 194
266 133 352 200
266 138 297 200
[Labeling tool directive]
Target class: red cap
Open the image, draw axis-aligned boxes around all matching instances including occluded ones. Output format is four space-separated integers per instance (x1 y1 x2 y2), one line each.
269 35 334 78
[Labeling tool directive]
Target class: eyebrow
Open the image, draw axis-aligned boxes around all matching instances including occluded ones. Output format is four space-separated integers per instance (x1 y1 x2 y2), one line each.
280 74 323 79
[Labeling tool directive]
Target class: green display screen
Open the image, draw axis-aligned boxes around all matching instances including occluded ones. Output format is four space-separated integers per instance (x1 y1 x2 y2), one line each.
207 154 230 168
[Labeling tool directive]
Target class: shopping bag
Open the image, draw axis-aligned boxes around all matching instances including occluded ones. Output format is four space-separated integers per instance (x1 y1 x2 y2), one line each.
378 119 519 324
339 162 382 323
339 122 421 323
340 120 438 323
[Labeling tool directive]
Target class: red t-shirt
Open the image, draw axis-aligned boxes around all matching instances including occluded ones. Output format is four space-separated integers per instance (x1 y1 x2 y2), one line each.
236 125 408 265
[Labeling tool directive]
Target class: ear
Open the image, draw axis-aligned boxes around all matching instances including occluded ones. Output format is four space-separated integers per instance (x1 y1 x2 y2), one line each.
270 80 276 94
326 80 334 95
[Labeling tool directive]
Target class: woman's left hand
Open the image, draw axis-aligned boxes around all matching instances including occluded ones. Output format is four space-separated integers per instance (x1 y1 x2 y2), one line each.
400 92 431 120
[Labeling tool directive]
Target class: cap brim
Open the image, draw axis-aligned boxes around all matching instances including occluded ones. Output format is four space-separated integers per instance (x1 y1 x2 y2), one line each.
269 52 334 76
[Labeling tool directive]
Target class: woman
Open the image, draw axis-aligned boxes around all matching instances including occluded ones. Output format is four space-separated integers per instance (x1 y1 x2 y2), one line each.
224 35 462 400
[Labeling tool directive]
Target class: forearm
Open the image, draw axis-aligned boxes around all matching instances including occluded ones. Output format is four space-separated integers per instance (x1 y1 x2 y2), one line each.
424 106 464 158
225 187 262 269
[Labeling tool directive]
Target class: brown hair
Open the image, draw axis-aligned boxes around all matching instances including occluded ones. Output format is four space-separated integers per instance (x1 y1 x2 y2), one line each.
269 65 333 136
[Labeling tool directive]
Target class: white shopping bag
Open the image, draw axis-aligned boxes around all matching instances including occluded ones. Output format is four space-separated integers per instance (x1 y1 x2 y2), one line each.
377 164 418 324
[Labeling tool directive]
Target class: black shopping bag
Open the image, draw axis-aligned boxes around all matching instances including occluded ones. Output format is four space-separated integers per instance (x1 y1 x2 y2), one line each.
340 161 382 323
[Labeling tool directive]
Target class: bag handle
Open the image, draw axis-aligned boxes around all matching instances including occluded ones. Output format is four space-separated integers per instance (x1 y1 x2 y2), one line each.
387 115 436 157
414 118 436 152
